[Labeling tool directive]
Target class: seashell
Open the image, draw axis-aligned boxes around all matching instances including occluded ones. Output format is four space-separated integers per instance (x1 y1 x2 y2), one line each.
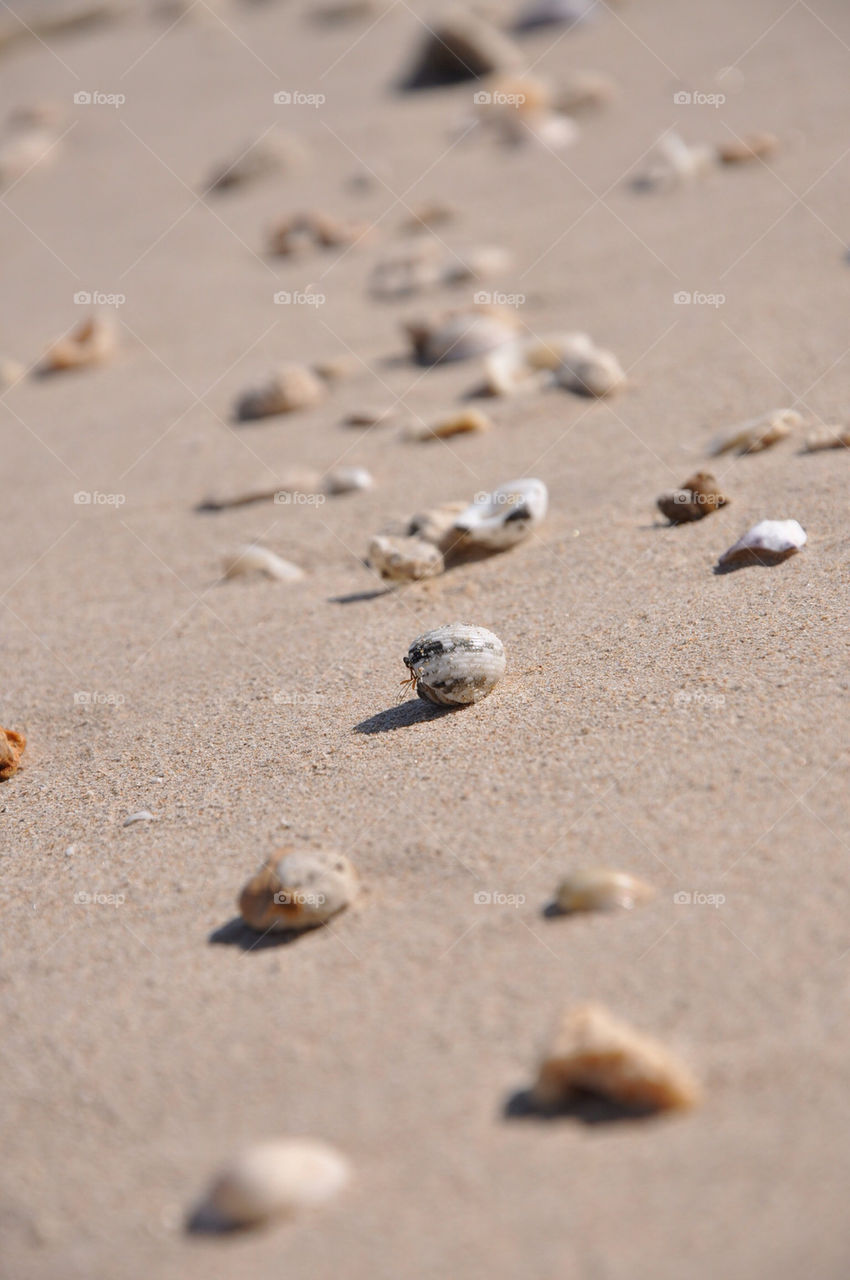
657 472 728 524
239 848 358 932
407 408 492 441
268 210 370 256
513 0 598 32
369 534 445 582
313 355 358 383
555 344 626 397
236 365 326 421
532 1003 701 1112
803 426 850 452
637 132 714 190
400 12 524 90
710 408 800 456
717 131 779 165
202 1138 350 1228
555 70 617 114
123 810 154 826
204 136 300 193
342 406 395 427
0 126 57 182
554 869 655 914
400 202 457 234
717 518 806 568
405 308 517 366
406 500 468 550
524 331 593 372
323 465 373 494
403 622 506 706
223 546 304 583
0 727 25 781
453 478 548 550
479 342 541 397
40 317 116 374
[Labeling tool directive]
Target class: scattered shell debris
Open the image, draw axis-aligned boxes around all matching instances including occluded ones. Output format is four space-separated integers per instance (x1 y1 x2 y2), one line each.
200 1138 350 1229
657 472 728 524
39 317 116 374
371 243 512 300
532 1003 701 1113
554 869 655 914
235 365 326 421
405 307 518 366
399 12 524 90
804 425 850 452
268 209 371 256
717 518 807 568
369 534 445 582
0 728 26 781
223 545 304 583
717 131 779 164
239 848 358 932
403 623 506 706
453 478 548 550
461 73 579 150
123 810 154 827
710 408 801 456
407 408 493 441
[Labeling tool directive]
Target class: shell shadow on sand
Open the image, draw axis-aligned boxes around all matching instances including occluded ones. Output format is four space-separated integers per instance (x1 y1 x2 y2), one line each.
503 1088 657 1126
354 698 458 734
712 548 798 575
208 917 316 950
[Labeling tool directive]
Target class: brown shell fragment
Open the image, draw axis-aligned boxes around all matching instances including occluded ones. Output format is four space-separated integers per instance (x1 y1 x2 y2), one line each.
657 471 728 524
239 848 357 932
40 317 116 374
803 426 850 452
0 727 25 780
235 365 326 421
532 1003 701 1113
717 131 779 164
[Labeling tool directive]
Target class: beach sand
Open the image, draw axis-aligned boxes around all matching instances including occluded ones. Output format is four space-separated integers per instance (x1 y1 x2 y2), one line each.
2 1 850 1276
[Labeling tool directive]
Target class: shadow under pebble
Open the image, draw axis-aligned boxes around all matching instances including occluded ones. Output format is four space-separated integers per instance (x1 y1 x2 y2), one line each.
208 917 311 950
354 698 457 734
503 1088 658 1126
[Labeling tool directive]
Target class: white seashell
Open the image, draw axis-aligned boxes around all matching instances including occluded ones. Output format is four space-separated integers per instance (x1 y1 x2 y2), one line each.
323 466 373 494
532 1004 701 1112
406 408 492 441
123 810 154 826
453 478 548 550
239 848 358 932
403 623 506 706
718 519 806 567
710 408 801 456
555 345 626 397
223 546 304 583
480 342 536 396
204 1138 350 1228
405 309 517 366
236 365 326 421
514 0 598 31
369 534 444 582
40 317 116 374
638 131 714 190
524 331 595 371
554 869 655 914
804 425 850 452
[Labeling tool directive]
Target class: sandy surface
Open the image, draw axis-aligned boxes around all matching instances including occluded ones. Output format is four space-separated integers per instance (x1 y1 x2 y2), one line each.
2 1 850 1276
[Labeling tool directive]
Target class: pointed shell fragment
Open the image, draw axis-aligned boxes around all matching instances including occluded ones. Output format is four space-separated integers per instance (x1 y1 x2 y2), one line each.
239 848 358 932
717 131 779 164
223 546 304 582
407 408 492 441
710 408 800 456
657 472 728 524
0 727 26 781
404 622 506 706
532 1004 701 1112
369 534 444 582
554 869 655 914
236 365 326 421
40 317 116 373
203 1138 350 1228
453 478 548 550
400 12 524 90
718 518 806 567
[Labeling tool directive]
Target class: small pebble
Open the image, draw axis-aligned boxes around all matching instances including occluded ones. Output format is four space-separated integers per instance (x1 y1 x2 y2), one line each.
236 366 326 421
201 1138 350 1229
123 810 154 826
239 848 358 932
405 308 517 366
403 622 506 706
804 425 850 452
554 869 655 913
323 466 373 495
223 546 304 583
710 408 800 455
717 131 779 164
0 727 26 781
532 1003 701 1112
39 317 116 374
369 534 445 582
407 408 492 441
657 472 728 524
